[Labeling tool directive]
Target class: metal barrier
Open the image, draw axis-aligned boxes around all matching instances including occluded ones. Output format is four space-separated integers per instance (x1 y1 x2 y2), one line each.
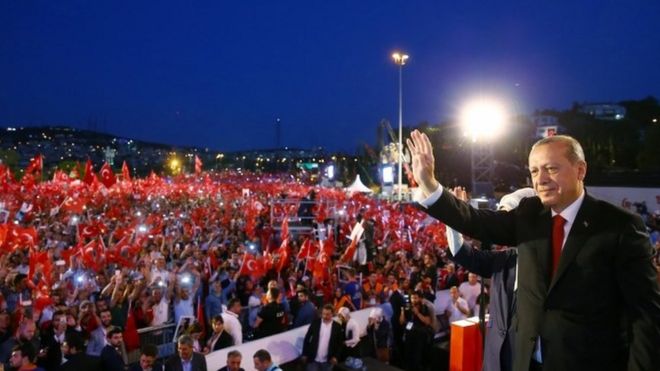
127 323 177 363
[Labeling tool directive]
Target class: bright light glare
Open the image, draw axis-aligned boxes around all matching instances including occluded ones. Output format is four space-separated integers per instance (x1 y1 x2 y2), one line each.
382 166 394 184
392 52 409 65
326 165 335 179
460 99 508 142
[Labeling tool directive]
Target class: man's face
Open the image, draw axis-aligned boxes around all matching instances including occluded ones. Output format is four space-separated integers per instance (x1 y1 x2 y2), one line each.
468 273 478 285
227 355 242 371
100 311 112 327
321 308 333 323
109 333 123 347
139 354 155 370
297 292 307 303
21 323 36 340
9 350 23 367
213 320 224 333
178 343 193 360
529 142 586 213
450 287 459 300
253 357 268 371
411 293 421 306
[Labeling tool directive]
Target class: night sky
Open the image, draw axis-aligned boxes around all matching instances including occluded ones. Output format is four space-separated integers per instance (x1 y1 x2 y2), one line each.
1 1 659 153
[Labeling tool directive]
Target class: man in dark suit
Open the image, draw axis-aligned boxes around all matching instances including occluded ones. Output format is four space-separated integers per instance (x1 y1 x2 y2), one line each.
445 187 534 371
165 334 208 371
217 350 244 371
100 326 126 371
301 304 344 371
407 131 660 371
129 343 165 371
59 333 99 371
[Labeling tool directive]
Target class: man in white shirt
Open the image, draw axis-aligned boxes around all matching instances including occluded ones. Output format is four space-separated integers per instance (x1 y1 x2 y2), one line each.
458 273 482 314
301 304 343 371
221 298 243 345
446 286 470 324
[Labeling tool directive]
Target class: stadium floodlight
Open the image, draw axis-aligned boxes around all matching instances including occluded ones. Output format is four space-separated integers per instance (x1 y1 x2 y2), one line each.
459 97 509 197
460 98 507 142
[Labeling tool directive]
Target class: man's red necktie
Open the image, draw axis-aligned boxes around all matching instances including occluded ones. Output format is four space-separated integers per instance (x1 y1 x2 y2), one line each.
551 215 567 277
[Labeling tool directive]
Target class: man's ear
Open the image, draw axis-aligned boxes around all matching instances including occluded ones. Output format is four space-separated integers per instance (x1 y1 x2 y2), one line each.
577 161 587 181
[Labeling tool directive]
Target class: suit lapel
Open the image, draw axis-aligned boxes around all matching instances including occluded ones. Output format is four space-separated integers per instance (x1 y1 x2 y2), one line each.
548 195 595 293
535 207 552 291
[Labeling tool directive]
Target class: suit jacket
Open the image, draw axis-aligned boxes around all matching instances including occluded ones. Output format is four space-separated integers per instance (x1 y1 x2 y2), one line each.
86 326 106 356
100 344 125 371
129 360 165 371
302 318 344 362
208 330 234 352
450 244 517 371
425 190 660 371
165 352 208 371
58 353 100 371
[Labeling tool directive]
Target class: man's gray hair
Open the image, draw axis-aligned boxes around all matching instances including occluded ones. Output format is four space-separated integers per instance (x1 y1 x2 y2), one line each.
531 135 585 164
177 334 194 347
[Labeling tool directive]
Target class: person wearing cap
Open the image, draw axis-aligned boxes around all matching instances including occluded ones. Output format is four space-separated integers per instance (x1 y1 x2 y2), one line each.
366 307 390 364
337 307 362 359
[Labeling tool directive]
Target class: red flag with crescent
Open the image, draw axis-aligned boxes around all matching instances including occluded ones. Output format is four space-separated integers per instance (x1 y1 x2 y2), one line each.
238 253 265 279
195 155 203 174
83 159 95 185
340 221 364 263
122 161 131 182
99 162 116 188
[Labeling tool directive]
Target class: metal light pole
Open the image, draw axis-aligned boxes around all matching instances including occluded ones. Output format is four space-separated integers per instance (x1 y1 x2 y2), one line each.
392 52 409 201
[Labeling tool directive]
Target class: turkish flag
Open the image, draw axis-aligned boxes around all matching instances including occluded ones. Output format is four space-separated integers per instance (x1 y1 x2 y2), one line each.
62 196 87 214
196 298 206 338
99 162 116 188
297 238 317 260
194 155 203 174
7 226 38 250
52 170 69 183
313 248 330 281
81 239 104 272
29 250 52 287
281 217 289 241
274 239 290 273
340 221 364 263
123 304 141 352
78 221 107 241
83 159 95 185
122 161 131 182
238 253 265 279
0 224 8 250
25 154 43 176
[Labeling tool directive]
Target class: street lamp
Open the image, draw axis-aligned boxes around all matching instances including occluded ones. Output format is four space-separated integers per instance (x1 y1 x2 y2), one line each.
392 52 409 201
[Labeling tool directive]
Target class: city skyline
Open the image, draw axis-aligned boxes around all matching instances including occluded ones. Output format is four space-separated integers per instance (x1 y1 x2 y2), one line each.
1 1 659 152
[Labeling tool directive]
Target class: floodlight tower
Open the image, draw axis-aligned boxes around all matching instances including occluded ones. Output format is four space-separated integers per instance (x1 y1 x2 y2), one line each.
460 99 508 196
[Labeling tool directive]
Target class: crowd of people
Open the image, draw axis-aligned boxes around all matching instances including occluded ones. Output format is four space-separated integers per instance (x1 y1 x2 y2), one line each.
0 154 659 371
